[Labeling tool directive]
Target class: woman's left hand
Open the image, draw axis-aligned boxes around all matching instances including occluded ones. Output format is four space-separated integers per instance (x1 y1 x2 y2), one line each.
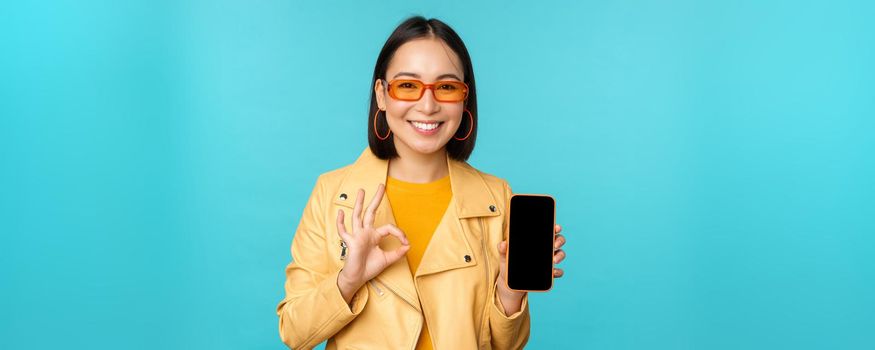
495 224 566 315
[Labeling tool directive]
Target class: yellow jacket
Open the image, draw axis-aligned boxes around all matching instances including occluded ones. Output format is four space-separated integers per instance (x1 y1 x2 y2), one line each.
277 147 531 349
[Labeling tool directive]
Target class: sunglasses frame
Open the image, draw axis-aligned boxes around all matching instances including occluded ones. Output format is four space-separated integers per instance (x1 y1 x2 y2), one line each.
383 78 469 102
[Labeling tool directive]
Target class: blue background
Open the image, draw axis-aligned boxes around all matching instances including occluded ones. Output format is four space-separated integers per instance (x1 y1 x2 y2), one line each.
2 0 873 349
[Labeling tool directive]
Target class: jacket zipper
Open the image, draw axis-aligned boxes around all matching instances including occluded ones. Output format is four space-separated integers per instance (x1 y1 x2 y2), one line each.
371 278 422 349
479 217 492 349
368 280 385 296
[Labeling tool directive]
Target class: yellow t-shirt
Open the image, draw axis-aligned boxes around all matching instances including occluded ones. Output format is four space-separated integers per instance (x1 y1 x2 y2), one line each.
386 174 452 350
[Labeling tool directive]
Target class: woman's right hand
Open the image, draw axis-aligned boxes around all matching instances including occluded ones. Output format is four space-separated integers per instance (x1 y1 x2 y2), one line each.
336 183 410 303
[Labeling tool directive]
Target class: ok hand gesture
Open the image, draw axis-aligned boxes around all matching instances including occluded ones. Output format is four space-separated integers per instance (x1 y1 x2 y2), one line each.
336 184 410 303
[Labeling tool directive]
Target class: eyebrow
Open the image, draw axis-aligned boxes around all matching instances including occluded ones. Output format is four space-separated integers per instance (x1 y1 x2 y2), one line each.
392 72 463 81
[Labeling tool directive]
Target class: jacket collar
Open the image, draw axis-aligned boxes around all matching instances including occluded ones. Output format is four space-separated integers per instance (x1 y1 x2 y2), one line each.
330 147 501 311
332 147 501 219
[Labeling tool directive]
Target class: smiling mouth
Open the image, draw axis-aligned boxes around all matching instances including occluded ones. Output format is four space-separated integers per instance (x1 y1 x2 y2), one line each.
408 120 444 132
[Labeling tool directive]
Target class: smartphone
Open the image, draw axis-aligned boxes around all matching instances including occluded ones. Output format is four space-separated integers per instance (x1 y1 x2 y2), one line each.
506 194 556 292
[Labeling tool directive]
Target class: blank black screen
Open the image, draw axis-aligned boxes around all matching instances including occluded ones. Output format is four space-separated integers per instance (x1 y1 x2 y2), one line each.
507 195 555 291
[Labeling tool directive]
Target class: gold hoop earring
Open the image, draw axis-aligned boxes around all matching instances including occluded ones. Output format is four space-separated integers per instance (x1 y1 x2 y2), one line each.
373 109 391 140
453 109 474 141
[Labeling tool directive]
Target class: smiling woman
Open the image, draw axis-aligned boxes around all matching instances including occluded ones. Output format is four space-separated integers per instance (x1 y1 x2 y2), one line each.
276 16 567 350
374 37 471 163
368 18 478 163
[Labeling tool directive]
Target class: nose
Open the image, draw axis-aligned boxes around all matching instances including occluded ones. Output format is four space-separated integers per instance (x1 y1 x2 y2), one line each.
415 87 440 115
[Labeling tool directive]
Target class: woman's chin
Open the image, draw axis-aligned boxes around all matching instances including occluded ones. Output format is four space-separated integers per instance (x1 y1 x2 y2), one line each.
396 137 448 156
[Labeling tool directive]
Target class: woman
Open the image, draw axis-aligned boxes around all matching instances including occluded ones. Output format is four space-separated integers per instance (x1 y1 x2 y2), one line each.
276 16 567 350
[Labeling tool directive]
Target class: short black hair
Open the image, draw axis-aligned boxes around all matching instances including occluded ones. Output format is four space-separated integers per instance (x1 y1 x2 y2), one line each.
368 16 478 161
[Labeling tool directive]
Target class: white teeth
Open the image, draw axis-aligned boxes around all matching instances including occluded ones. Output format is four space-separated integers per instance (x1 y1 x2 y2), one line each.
411 121 440 131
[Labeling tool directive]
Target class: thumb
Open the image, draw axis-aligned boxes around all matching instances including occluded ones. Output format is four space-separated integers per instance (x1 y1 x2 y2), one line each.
498 240 508 255
385 244 411 264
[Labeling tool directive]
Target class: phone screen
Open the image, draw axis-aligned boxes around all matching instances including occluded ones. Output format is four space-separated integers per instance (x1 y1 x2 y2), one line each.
507 194 555 291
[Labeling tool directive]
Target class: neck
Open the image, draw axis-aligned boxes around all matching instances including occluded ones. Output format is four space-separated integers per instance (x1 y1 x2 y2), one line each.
388 146 449 184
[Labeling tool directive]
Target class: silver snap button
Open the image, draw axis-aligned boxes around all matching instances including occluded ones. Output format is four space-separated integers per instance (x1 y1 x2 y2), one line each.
339 193 347 200
488 205 496 212
464 255 471 262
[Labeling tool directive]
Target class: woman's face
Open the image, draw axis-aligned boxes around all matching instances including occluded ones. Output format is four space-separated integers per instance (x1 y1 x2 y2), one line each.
375 38 466 157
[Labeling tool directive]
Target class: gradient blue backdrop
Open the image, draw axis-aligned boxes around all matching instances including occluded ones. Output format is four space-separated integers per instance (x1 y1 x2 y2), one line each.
2 0 873 349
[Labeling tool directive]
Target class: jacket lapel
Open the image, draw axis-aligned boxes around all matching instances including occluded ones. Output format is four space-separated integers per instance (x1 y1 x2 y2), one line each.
330 147 502 310
415 153 502 277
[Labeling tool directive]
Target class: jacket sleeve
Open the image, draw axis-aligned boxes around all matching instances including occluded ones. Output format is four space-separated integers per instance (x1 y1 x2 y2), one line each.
487 181 531 350
276 175 369 349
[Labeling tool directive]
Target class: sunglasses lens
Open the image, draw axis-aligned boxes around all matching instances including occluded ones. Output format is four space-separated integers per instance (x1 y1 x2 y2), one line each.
434 81 467 102
390 80 424 100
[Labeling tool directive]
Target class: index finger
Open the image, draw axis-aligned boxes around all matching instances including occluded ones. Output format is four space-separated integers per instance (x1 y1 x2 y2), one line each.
377 223 408 245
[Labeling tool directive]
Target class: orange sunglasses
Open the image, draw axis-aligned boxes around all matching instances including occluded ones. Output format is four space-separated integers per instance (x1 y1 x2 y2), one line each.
384 79 469 102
